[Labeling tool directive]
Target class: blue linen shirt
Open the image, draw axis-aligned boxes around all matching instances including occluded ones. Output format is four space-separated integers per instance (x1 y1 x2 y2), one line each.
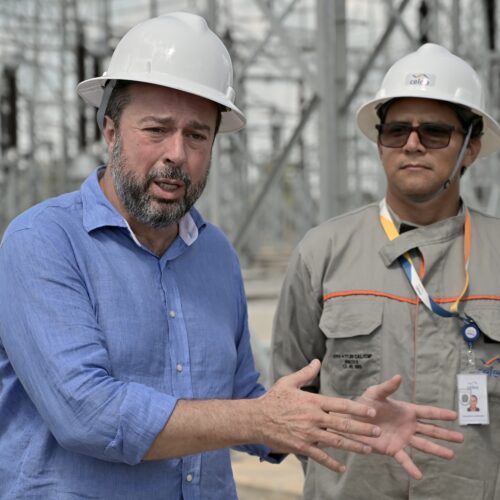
0 167 277 500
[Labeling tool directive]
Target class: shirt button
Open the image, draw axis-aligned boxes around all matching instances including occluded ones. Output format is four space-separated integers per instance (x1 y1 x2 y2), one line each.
168 310 176 318
186 473 193 482
176 363 183 372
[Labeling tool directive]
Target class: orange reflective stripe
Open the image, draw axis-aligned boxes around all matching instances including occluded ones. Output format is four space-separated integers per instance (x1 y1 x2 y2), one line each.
323 290 417 304
323 290 500 304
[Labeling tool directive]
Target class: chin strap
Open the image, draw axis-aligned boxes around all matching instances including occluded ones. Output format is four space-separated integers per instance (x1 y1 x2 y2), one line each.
416 122 474 203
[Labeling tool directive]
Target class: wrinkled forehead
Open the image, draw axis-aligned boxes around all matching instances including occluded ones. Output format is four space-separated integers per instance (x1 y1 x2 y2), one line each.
122 82 220 130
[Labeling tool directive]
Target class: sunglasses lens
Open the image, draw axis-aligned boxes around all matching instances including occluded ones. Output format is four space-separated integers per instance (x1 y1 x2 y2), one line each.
378 123 412 147
377 123 454 148
419 123 453 148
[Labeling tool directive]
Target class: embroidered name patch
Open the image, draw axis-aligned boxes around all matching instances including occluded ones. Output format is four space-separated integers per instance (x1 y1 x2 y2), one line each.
332 353 373 369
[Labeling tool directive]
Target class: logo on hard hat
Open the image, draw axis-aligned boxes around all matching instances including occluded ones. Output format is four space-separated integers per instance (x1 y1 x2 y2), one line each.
406 73 435 87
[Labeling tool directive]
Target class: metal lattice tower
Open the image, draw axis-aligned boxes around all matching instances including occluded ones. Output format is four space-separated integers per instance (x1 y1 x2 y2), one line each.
0 0 499 265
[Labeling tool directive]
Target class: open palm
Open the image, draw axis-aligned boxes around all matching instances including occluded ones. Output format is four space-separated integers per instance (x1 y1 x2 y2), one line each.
354 375 464 479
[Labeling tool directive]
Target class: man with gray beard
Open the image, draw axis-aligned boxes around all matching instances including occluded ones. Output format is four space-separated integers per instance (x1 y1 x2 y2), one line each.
0 14 464 500
110 127 207 231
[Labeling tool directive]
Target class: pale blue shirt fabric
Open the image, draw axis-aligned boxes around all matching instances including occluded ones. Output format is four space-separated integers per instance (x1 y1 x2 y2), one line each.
0 167 278 500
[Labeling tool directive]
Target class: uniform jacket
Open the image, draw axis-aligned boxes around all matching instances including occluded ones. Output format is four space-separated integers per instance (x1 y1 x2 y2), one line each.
272 201 500 500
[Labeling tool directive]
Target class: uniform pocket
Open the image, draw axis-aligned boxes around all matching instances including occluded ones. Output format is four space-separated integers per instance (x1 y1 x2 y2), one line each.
463 305 500 398
319 297 383 396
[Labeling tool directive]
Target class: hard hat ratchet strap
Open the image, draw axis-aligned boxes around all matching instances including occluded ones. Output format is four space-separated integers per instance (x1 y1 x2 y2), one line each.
96 79 117 132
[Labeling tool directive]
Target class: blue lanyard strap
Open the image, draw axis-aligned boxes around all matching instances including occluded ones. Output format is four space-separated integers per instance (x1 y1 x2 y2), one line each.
379 198 471 321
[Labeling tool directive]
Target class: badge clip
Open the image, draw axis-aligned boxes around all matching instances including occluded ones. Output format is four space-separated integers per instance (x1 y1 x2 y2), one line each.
461 317 481 372
462 317 481 347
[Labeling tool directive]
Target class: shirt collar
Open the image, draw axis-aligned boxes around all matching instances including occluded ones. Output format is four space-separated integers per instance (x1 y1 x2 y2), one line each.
81 166 205 246
81 166 126 232
178 210 199 246
385 198 465 233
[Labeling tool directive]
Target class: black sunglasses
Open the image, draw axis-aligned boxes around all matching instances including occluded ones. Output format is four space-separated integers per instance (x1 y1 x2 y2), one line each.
375 122 466 149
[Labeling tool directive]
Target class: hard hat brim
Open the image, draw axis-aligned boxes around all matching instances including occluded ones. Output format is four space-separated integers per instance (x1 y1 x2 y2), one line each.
77 74 246 134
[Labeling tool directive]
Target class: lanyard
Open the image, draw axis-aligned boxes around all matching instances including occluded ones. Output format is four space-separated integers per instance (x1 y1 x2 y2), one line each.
379 199 480 344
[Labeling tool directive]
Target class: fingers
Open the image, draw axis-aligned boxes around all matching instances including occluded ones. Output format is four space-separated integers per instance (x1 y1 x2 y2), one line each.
320 395 376 419
301 430 374 473
409 435 455 460
282 359 321 389
393 450 423 480
323 411 381 438
301 444 347 473
415 422 464 444
362 374 402 401
318 430 373 455
414 405 458 422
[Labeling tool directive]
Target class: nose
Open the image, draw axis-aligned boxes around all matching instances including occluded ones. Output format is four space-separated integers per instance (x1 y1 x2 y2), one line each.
403 129 425 151
163 132 187 165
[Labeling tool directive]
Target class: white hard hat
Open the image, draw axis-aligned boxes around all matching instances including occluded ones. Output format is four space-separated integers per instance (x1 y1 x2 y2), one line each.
357 43 500 157
77 12 245 133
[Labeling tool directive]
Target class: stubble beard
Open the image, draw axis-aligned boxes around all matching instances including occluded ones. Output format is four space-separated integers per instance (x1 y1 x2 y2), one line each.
110 134 210 229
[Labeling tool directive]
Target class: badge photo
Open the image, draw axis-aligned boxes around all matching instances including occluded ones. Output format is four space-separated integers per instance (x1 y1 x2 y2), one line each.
457 373 489 425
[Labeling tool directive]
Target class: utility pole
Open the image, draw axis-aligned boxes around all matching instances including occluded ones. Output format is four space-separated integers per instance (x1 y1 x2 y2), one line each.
149 0 158 18
317 0 347 221
28 0 41 205
58 0 69 194
205 0 221 227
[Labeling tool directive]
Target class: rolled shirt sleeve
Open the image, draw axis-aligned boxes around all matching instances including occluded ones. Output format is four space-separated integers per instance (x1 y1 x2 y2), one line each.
0 226 176 465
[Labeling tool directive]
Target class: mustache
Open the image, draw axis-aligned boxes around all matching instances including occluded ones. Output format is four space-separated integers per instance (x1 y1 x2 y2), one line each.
144 165 191 187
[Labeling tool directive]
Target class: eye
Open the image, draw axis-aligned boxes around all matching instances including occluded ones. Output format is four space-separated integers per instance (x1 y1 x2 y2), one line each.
385 123 411 136
420 123 453 138
186 131 208 142
145 127 165 135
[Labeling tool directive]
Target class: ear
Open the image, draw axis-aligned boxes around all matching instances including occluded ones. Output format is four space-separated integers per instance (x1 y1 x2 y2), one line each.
463 136 481 167
102 116 116 150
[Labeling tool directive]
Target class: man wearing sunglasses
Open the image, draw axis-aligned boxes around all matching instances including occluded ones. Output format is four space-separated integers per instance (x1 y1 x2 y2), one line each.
272 43 500 499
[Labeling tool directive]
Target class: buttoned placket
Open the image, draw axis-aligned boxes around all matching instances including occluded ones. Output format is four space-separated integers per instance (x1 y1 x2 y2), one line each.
159 255 201 499
121 211 205 498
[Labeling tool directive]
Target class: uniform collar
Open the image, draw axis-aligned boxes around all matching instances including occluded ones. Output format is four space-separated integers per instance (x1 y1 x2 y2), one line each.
385 200 465 233
379 200 466 267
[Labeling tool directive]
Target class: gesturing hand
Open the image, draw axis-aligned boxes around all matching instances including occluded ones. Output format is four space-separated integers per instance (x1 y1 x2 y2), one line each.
353 374 464 480
257 359 381 473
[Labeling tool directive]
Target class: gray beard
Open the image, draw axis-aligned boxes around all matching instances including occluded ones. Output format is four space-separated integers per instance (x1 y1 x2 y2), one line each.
110 135 209 229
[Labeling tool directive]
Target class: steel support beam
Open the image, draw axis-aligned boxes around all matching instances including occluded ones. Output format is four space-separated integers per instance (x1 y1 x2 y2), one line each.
253 0 318 91
237 0 300 86
58 0 69 194
340 0 412 115
204 0 222 226
317 0 347 221
233 93 319 251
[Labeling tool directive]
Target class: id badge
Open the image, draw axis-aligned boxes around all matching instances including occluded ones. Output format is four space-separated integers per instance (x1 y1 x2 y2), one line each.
457 372 489 425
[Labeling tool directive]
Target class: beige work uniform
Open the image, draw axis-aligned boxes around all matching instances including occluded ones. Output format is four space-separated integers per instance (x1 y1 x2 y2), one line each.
271 202 500 500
